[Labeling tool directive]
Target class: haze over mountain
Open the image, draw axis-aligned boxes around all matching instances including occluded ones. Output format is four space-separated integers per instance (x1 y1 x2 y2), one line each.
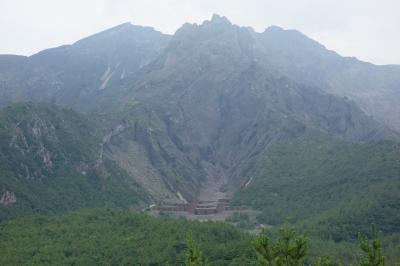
0 15 399 263
1 15 400 131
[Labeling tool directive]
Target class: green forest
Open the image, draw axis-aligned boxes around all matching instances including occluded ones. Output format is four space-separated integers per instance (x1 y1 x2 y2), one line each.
0 208 399 265
234 131 400 241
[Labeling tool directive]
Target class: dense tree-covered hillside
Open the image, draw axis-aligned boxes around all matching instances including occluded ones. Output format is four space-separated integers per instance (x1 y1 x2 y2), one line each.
234 130 400 241
0 209 255 265
0 208 399 265
0 103 149 219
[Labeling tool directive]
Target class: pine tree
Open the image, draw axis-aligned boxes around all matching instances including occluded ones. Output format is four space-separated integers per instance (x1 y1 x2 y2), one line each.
184 233 205 266
358 224 385 266
252 227 307 266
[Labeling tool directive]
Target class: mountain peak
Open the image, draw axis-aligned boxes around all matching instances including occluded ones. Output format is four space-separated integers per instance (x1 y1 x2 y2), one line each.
113 22 133 28
264 25 285 33
210 14 232 25
100 22 135 34
174 15 234 40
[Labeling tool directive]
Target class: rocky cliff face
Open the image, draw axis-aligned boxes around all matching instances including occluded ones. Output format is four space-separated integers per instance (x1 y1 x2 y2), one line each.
0 191 16 206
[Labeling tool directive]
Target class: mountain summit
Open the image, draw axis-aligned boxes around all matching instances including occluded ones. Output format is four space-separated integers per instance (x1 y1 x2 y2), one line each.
210 14 232 24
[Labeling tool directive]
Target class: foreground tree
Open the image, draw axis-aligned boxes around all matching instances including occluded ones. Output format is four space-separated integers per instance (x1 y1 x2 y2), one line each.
184 233 209 266
252 227 307 266
358 224 385 266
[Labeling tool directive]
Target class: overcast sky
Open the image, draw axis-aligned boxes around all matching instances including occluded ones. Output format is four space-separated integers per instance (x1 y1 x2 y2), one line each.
0 0 399 65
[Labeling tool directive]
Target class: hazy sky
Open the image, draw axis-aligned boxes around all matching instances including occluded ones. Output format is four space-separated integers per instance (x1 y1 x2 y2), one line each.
0 0 399 65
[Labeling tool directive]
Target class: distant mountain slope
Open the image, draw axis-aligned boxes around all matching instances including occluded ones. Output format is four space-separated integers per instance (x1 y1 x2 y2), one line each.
0 23 170 111
0 103 148 219
1 16 399 133
261 26 400 132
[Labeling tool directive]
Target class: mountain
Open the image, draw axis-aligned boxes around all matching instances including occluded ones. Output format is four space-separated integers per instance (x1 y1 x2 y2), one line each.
0 103 148 219
0 23 170 111
1 16 400 133
260 25 400 132
0 15 399 251
90 15 397 200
